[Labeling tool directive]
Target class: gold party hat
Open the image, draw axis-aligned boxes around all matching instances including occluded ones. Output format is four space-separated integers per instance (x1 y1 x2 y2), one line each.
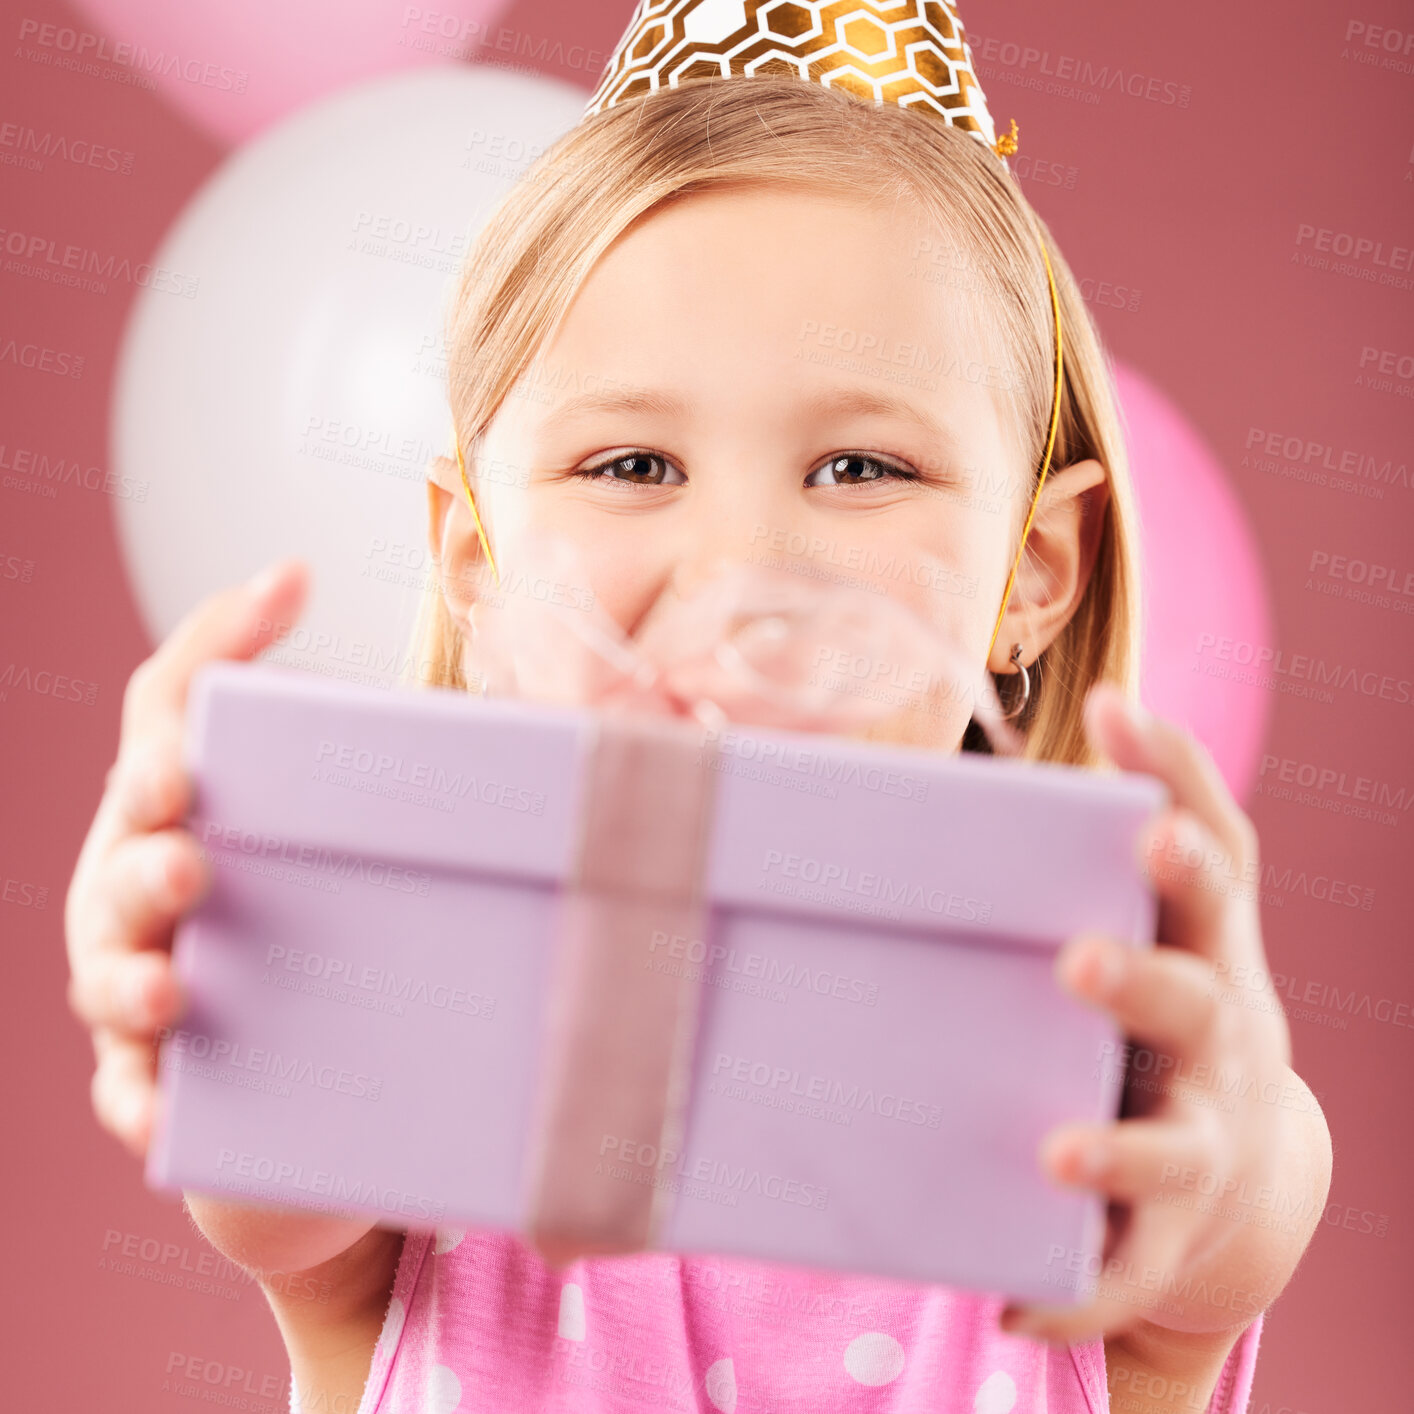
583 0 1012 157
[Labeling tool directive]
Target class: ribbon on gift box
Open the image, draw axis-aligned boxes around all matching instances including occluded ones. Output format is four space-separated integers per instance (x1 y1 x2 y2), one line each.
469 533 1018 1262
522 712 718 1263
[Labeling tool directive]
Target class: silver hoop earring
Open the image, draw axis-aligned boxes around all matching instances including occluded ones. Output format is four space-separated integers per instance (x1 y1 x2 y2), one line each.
1001 643 1031 720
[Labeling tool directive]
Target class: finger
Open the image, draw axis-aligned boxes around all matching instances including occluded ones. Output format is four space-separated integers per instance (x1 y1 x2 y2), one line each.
1001 1199 1192 1344
1040 1113 1225 1206
92 1028 160 1158
102 828 209 953
66 735 188 950
1084 683 1257 873
67 830 205 1026
121 557 309 743
1056 934 1223 1055
1137 809 1260 961
69 561 308 915
69 943 186 1039
101 736 194 838
77 562 307 871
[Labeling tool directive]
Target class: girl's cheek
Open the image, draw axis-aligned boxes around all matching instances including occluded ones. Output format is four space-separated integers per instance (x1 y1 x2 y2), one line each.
893 527 1002 657
563 531 669 636
485 479 672 636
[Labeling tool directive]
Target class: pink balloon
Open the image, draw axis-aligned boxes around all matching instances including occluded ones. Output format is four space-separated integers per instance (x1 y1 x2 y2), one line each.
1113 361 1272 800
71 0 514 145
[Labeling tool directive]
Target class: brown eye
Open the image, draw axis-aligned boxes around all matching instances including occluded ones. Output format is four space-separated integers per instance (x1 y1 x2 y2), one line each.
575 452 686 486
806 453 917 487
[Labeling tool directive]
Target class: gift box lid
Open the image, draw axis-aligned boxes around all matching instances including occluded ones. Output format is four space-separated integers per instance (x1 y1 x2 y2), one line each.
176 659 1163 946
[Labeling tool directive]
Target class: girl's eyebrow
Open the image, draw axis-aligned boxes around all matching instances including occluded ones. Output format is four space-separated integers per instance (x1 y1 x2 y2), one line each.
540 383 959 450
541 387 685 430
801 386 953 444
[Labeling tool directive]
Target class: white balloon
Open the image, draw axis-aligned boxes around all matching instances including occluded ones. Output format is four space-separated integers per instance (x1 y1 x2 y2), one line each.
112 65 589 681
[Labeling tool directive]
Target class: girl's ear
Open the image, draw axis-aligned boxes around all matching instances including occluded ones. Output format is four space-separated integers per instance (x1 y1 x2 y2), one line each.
425 454 490 632
986 458 1110 674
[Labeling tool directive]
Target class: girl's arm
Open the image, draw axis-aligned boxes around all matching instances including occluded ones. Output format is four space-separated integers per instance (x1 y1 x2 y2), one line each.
998 689 1333 1387
1104 1322 1251 1414
259 1222 404 1414
182 1192 379 1288
64 564 403 1407
182 1193 401 1414
1103 1063 1327 1411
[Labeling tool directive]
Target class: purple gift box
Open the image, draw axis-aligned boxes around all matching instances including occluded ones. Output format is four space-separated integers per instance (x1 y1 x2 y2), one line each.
146 659 1162 1304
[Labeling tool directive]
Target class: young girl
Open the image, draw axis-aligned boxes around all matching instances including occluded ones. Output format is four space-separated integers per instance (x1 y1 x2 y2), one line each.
65 17 1332 1414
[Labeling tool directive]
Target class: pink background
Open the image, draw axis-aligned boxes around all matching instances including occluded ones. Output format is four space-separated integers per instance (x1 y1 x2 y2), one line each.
2 1 1410 1408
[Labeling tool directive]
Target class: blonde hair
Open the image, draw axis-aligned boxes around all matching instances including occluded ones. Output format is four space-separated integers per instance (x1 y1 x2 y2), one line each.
408 75 1141 768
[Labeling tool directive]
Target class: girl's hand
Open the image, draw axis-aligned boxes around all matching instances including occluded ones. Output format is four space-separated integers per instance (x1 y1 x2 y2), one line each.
64 561 309 1158
1000 684 1332 1346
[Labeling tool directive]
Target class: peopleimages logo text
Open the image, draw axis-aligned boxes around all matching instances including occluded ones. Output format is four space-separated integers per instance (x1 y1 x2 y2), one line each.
314 739 546 813
1194 635 1413 705
213 1150 445 1222
760 850 992 923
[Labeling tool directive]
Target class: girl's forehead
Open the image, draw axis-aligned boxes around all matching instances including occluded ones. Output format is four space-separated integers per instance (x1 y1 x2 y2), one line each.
590 182 960 303
498 188 1019 458
531 191 994 373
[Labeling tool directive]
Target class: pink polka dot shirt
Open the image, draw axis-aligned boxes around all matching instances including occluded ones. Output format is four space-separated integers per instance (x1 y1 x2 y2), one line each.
293 1227 1264 1414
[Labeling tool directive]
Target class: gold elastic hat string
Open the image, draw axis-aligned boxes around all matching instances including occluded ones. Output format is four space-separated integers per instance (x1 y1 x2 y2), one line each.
986 231 1065 664
455 432 500 587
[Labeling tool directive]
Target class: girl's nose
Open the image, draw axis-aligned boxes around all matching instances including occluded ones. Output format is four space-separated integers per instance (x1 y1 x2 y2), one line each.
666 551 742 606
666 476 797 602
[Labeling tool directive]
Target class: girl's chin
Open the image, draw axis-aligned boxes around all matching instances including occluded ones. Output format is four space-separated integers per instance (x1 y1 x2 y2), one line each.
851 707 964 754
